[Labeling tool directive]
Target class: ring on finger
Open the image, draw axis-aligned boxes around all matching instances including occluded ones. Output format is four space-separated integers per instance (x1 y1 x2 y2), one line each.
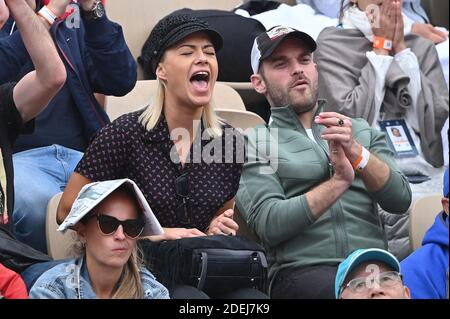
338 119 345 127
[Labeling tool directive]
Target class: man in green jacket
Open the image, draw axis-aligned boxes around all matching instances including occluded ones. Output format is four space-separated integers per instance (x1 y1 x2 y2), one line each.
236 25 412 299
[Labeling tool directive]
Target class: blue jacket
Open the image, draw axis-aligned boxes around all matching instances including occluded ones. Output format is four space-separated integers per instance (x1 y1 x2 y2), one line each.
401 212 449 299
28 257 170 299
0 8 137 141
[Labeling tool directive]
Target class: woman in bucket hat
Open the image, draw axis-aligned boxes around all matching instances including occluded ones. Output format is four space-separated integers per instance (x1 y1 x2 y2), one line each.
30 179 169 299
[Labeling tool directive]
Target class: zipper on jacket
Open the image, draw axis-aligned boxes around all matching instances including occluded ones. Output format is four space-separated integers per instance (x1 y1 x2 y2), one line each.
312 123 347 257
334 200 349 257
311 124 333 178
52 20 107 130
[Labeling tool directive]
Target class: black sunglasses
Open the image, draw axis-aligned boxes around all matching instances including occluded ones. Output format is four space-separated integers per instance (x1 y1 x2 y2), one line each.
95 214 145 239
175 173 190 224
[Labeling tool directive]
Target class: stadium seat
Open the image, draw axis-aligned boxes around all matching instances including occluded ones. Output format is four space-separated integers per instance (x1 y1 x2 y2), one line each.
409 193 442 251
222 81 271 122
46 192 77 260
105 80 154 121
213 83 247 111
105 80 246 121
215 108 266 131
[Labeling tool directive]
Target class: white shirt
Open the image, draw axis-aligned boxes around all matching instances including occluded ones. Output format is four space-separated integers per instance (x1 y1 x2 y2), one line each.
305 129 317 143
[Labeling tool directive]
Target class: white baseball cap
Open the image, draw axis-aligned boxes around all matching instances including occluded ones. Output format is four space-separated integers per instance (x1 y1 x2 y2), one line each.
251 25 317 74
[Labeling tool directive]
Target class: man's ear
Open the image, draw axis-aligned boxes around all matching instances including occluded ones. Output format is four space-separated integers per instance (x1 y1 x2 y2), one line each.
156 63 167 81
441 198 449 216
250 74 267 95
403 285 411 299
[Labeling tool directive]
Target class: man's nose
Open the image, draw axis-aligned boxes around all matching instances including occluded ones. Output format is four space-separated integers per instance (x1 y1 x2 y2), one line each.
368 282 386 298
292 65 305 77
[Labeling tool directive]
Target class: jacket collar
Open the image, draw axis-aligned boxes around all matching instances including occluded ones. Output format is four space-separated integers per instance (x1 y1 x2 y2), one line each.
270 100 327 131
75 256 97 299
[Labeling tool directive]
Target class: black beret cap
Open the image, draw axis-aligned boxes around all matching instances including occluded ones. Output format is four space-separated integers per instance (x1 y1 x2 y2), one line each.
140 13 223 79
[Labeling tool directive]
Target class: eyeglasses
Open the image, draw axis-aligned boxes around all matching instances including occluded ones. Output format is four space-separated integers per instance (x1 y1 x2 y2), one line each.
95 214 145 239
340 271 404 296
175 172 190 224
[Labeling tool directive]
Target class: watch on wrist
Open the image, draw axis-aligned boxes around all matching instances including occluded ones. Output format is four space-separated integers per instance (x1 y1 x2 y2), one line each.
81 0 105 21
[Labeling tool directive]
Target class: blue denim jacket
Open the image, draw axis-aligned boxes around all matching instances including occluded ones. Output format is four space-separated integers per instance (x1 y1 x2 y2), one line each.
28 257 170 299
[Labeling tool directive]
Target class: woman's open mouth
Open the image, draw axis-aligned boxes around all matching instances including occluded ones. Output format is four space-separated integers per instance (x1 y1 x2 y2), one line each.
189 71 210 94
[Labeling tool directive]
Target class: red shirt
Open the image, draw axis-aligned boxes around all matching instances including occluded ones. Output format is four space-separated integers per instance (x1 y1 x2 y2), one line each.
0 264 28 299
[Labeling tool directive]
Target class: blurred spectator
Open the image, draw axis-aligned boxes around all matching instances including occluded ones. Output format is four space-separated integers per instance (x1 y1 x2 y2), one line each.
0 0 136 253
29 179 169 299
237 2 338 40
296 0 341 18
293 1 449 86
401 168 449 299
335 248 410 299
236 25 411 298
403 0 430 24
0 263 28 299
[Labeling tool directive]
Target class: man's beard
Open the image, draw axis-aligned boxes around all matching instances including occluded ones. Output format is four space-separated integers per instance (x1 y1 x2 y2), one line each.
266 77 318 114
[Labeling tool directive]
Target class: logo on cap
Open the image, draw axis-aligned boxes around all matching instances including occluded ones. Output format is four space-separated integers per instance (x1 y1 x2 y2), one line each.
266 26 295 41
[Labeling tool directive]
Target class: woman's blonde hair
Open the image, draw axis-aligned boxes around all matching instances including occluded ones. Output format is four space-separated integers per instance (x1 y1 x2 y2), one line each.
112 246 144 299
71 241 145 299
139 78 223 138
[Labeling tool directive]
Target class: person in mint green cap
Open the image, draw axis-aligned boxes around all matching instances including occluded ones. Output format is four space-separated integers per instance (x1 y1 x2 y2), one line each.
335 248 411 299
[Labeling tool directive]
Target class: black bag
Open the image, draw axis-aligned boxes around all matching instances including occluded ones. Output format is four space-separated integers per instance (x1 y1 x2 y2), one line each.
0 227 51 273
141 235 268 297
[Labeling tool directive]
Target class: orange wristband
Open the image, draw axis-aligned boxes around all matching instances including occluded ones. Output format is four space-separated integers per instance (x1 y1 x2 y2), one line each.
351 145 364 170
373 36 393 51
